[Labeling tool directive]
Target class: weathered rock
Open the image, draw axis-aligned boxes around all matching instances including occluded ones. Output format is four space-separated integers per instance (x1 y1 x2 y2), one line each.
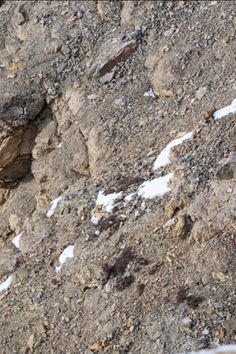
0 188 10 206
32 118 58 159
172 213 192 239
8 214 21 234
120 1 135 27
195 86 208 100
64 86 86 117
0 125 38 185
14 4 28 25
145 50 179 97
223 318 236 333
216 152 236 180
87 126 105 177
32 124 90 195
188 179 236 235
190 221 209 244
96 0 113 22
20 215 53 253
51 87 85 134
179 317 194 333
0 244 19 279
99 70 115 84
4 37 21 55
88 34 138 78
165 195 190 219
0 84 45 131
0 83 45 185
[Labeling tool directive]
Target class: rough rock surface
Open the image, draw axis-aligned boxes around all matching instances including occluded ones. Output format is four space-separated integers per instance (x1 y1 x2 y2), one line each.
0 1 235 354
0 83 45 185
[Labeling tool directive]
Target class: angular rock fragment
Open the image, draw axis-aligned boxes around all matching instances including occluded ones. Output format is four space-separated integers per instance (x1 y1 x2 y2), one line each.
88 34 138 78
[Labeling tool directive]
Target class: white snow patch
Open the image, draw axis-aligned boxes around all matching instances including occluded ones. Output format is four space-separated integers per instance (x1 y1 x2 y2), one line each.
47 196 63 218
91 216 99 225
138 173 173 199
96 191 123 213
153 132 193 170
144 88 155 97
125 192 137 202
12 231 24 250
213 98 236 120
55 245 75 273
57 142 62 148
0 275 13 293
180 344 236 354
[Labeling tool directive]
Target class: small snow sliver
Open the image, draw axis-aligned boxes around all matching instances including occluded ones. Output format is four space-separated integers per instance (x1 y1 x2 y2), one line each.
55 245 75 273
179 344 236 354
0 275 13 293
213 98 236 120
12 231 24 250
153 132 193 170
47 196 64 218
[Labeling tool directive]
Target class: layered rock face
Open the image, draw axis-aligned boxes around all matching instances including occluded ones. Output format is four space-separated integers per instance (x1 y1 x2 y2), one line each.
0 1 235 354
0 84 45 185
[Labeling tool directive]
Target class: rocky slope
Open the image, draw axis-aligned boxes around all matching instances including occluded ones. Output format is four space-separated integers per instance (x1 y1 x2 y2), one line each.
0 1 235 353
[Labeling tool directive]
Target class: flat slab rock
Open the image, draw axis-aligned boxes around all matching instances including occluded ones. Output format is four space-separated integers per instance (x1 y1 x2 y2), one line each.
88 33 138 78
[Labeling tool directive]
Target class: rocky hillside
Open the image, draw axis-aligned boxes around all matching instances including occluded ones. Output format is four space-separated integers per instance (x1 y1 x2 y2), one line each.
0 1 235 353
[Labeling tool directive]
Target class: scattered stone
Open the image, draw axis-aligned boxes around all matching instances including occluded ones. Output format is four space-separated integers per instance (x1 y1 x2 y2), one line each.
195 86 208 100
204 109 216 122
88 94 97 100
179 317 194 332
212 271 227 282
114 97 125 106
88 341 103 353
99 70 115 84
